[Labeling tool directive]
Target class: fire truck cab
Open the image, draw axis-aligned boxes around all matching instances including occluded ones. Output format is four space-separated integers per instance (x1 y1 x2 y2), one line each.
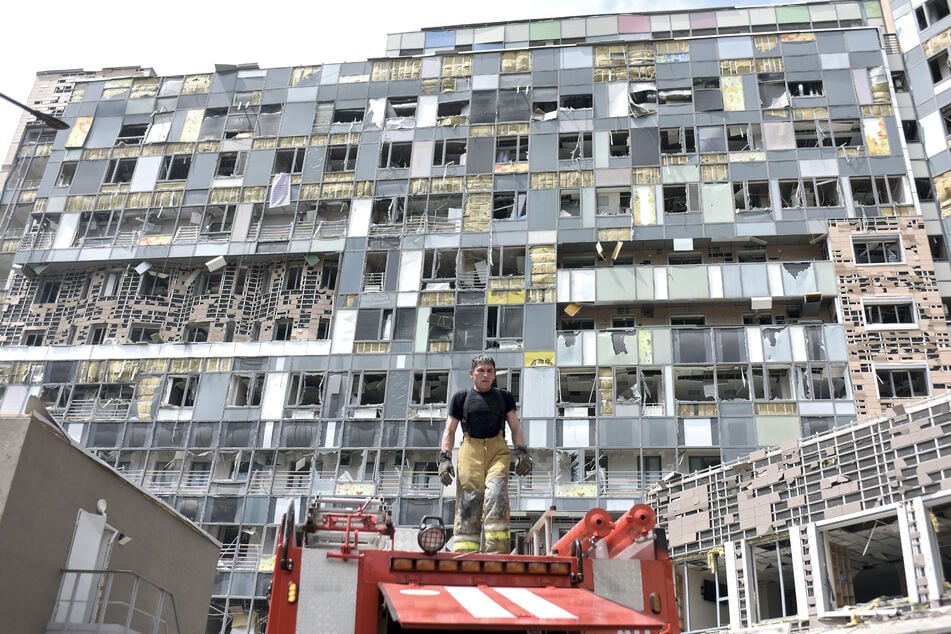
265 495 679 633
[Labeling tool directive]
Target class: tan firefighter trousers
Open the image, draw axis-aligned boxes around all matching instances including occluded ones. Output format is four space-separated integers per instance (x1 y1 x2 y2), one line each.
453 432 511 553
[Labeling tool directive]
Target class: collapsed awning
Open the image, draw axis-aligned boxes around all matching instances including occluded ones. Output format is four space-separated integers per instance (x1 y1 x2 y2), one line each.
378 582 668 631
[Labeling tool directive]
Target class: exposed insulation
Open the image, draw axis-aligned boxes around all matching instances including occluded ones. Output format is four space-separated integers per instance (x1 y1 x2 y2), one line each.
501 50 531 73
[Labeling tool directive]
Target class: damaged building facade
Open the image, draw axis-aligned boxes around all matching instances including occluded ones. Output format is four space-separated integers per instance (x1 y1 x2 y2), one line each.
2 0 951 630
651 393 951 631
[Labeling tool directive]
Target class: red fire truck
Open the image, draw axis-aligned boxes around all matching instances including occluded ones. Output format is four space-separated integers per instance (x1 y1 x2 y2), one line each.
265 495 679 633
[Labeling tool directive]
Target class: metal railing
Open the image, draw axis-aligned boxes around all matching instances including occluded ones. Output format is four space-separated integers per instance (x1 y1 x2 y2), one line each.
404 215 461 234
400 469 443 496
273 470 312 494
363 271 385 291
142 470 181 495
64 398 132 421
247 470 312 494
48 569 180 634
19 231 54 250
216 544 263 572
178 471 211 493
314 219 348 238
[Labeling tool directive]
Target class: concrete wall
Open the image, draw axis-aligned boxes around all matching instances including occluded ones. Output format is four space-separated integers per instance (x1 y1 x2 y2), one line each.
0 415 219 633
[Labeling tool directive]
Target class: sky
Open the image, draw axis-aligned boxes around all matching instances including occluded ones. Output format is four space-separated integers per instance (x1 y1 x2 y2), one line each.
0 0 776 152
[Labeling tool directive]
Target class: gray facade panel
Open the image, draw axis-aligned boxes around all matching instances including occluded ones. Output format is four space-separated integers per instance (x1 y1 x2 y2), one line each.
338 251 367 293
86 117 122 148
279 102 317 137
94 99 126 116
265 66 293 88
528 189 558 230
194 373 229 419
69 160 108 195
383 370 411 419
844 28 883 51
244 149 275 187
466 137 495 173
186 153 218 190
530 134 558 171
523 304 555 349
355 144 379 180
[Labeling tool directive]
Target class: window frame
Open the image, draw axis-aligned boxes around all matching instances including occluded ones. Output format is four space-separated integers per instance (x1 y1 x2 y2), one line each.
228 372 264 407
875 365 929 399
138 271 170 297
862 297 918 329
159 154 192 181
432 139 466 166
379 141 412 168
104 158 137 184
274 147 306 174
215 151 248 178
495 134 529 163
325 144 358 172
128 324 161 343
852 235 903 265
165 374 200 407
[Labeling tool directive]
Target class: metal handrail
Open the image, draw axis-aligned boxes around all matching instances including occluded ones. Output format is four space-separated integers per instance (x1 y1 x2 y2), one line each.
48 568 181 634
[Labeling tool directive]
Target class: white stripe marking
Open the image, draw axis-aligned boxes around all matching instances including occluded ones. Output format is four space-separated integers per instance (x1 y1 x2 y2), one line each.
445 586 514 619
495 587 578 620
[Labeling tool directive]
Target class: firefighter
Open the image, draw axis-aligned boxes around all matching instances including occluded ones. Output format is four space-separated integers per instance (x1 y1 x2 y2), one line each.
439 354 532 553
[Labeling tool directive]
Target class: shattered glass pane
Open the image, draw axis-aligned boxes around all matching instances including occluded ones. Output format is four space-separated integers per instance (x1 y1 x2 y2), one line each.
781 262 816 294
762 327 792 361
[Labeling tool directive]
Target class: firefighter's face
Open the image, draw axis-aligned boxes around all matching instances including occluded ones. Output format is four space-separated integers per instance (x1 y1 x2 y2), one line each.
470 363 496 391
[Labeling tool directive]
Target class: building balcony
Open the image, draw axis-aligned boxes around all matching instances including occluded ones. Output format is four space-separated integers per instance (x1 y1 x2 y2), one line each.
247 470 312 495
63 398 132 421
142 470 181 495
179 471 212 494
556 259 835 306
557 323 848 368
216 543 263 572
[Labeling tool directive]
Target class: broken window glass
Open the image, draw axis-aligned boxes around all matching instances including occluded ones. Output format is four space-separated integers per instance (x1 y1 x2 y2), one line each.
853 237 901 264
332 107 364 124
216 152 247 178
351 372 387 406
733 181 771 211
486 306 523 349
596 187 631 215
750 537 799 622
660 127 696 154
674 367 716 403
104 158 137 184
411 371 448 405
495 135 529 163
498 89 532 122
432 139 466 166
822 514 906 608
558 132 592 160
762 327 792 362
492 191 526 220
324 144 357 172
559 370 597 407
727 124 763 151
379 142 412 168
877 367 928 398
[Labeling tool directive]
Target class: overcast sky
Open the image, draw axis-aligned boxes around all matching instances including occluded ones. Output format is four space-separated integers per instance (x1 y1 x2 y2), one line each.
0 0 775 152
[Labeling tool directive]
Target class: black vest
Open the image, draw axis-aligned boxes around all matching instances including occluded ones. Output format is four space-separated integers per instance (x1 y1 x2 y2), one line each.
462 388 506 438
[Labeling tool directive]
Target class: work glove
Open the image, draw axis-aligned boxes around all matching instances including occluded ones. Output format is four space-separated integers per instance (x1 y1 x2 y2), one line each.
438 450 454 486
514 445 532 476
